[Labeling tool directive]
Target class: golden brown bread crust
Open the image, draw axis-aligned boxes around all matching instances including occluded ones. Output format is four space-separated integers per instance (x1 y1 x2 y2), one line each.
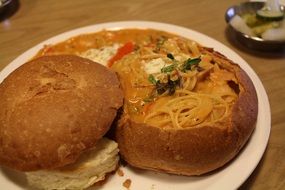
115 48 258 175
0 55 123 171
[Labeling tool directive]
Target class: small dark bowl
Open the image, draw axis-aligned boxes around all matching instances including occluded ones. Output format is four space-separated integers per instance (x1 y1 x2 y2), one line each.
225 2 285 51
0 0 13 14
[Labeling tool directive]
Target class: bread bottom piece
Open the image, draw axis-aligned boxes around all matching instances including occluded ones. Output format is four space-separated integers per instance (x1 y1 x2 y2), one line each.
26 138 119 190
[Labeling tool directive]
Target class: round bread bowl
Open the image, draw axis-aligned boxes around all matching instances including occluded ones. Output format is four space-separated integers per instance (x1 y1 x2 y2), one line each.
115 48 258 176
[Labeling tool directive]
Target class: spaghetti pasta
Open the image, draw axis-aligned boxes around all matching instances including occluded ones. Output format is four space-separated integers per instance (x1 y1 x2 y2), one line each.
111 33 238 129
144 90 230 128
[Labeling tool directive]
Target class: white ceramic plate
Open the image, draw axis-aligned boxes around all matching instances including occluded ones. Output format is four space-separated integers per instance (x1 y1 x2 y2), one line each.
0 21 271 190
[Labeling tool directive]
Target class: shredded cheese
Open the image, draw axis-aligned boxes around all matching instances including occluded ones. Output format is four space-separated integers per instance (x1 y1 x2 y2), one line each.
143 58 166 74
79 44 120 66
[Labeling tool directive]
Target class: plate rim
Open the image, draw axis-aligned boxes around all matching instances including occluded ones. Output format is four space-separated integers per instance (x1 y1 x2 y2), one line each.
0 21 271 190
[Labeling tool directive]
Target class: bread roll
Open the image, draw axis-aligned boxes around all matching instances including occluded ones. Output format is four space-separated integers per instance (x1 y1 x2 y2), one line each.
0 55 123 171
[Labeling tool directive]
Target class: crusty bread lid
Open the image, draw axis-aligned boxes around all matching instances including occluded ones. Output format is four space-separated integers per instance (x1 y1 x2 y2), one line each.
0 55 123 171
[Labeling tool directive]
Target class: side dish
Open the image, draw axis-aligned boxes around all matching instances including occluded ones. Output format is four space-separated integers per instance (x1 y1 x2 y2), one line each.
229 0 285 40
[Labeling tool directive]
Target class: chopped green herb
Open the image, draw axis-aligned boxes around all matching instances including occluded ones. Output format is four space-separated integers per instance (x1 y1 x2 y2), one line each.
167 53 175 60
148 74 157 84
161 63 177 73
149 56 202 97
182 57 201 72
